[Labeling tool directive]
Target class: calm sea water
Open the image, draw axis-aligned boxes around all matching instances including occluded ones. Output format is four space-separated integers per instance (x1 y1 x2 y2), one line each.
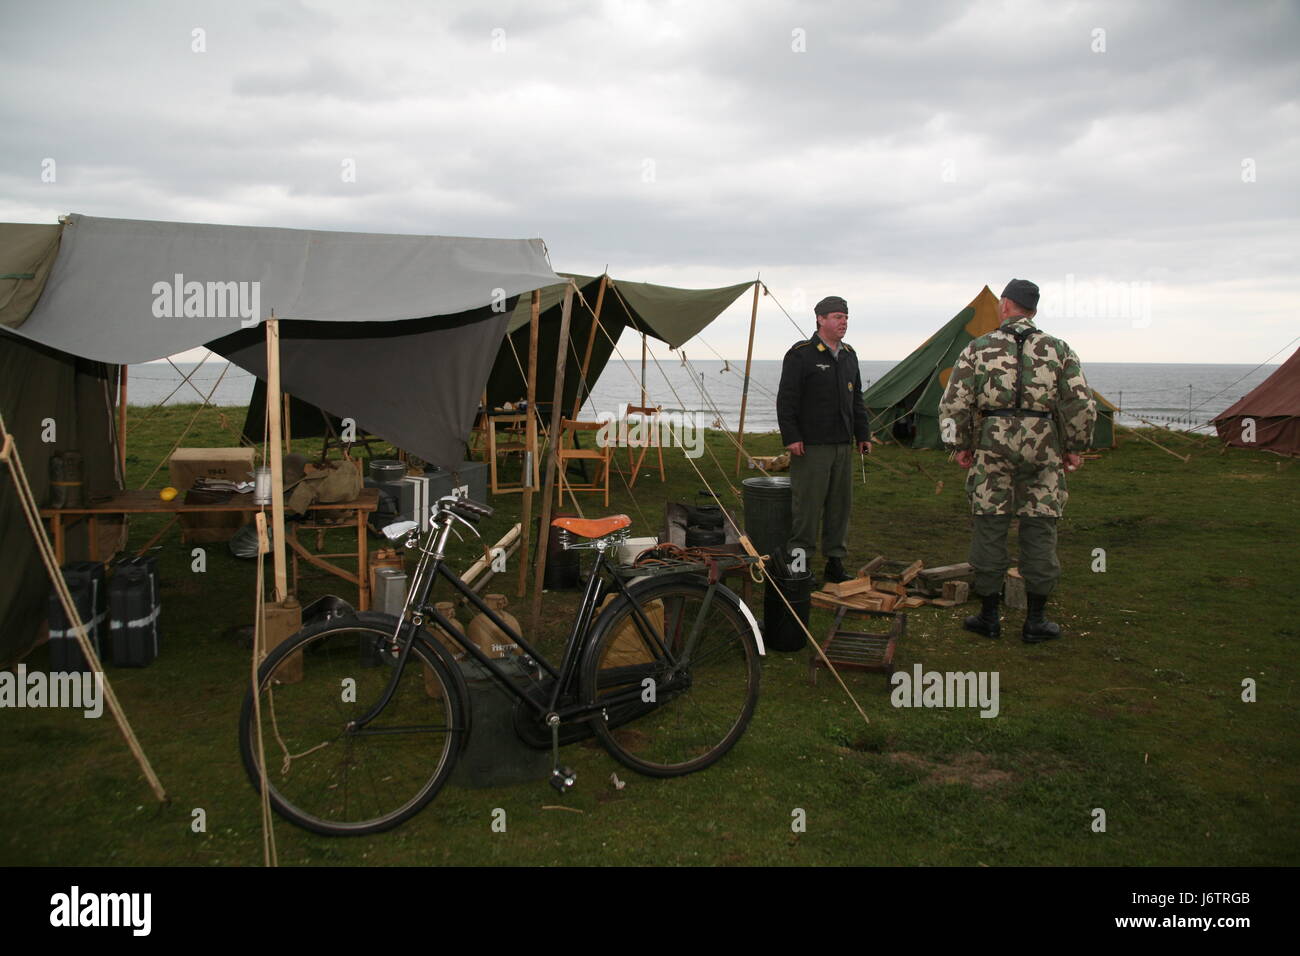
128 358 1278 434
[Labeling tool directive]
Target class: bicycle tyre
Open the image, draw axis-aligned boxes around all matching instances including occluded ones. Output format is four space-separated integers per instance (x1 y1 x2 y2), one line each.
239 611 469 836
581 577 760 777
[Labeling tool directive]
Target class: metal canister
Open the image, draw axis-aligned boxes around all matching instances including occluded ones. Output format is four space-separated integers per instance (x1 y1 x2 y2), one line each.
252 466 273 505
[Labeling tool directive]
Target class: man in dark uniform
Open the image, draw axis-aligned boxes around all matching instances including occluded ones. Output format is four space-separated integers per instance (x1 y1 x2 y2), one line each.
776 295 872 584
938 279 1096 642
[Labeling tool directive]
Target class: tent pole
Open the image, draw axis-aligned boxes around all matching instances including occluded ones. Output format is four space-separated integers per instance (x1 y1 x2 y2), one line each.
734 278 761 474
283 393 292 458
531 282 575 629
118 364 128 479
571 274 608 420
265 317 289 601
517 289 541 598
641 333 647 407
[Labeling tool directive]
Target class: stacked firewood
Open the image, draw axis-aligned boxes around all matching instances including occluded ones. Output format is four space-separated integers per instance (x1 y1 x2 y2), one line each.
811 557 975 613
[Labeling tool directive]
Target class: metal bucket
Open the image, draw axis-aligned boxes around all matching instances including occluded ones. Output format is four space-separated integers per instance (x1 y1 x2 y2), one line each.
742 476 792 562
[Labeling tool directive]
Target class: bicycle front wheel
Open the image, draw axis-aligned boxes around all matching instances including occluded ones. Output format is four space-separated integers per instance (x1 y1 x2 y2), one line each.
239 612 467 836
582 578 760 777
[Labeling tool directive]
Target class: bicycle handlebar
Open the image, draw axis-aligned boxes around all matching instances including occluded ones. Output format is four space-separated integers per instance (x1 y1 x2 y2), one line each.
437 495 494 524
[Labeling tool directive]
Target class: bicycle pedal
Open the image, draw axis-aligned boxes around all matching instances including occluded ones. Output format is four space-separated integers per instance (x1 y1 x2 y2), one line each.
549 766 577 794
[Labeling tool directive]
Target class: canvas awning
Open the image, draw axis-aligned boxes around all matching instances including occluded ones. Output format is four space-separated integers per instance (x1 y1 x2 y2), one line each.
491 273 754 410
2 214 561 468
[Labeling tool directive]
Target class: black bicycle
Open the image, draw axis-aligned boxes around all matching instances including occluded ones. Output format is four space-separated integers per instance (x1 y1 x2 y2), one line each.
239 494 763 836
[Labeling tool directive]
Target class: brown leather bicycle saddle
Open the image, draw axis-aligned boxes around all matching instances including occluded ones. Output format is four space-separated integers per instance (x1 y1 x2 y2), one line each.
551 515 631 538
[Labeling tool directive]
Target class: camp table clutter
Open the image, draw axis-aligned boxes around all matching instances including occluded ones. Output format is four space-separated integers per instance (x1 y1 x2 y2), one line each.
40 488 380 609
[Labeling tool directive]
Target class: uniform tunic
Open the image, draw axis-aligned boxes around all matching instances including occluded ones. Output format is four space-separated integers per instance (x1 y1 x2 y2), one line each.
938 316 1096 518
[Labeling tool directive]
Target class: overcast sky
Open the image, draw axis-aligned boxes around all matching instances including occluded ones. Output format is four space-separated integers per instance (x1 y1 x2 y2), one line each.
2 0 1296 363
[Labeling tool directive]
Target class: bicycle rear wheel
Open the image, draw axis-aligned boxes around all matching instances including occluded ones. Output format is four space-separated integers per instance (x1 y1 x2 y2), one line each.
582 578 760 777
239 612 468 836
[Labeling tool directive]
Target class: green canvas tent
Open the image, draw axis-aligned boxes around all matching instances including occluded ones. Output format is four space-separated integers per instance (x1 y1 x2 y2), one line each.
486 274 755 414
862 286 1115 449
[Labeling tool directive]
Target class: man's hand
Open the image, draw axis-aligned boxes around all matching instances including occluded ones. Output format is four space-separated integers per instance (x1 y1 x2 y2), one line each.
1064 452 1083 472
954 450 974 469
786 441 805 456
857 440 872 454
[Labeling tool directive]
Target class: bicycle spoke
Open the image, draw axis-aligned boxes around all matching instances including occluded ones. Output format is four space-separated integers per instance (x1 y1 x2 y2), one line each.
241 618 464 836
585 579 759 776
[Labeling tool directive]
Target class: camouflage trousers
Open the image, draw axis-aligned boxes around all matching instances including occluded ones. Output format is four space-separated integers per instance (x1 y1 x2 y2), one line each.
966 449 1068 517
970 514 1060 597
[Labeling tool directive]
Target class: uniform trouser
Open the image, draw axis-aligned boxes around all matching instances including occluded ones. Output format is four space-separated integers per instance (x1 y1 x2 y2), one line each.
970 514 1060 598
788 443 854 564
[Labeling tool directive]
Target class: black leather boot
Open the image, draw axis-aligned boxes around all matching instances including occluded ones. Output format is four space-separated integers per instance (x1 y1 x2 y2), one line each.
1022 593 1062 643
963 592 1001 638
824 557 851 584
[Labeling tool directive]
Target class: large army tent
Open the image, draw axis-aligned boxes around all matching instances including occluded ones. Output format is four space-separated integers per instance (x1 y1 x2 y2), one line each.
1 213 560 663
862 286 1115 449
1212 345 1300 456
242 273 756 447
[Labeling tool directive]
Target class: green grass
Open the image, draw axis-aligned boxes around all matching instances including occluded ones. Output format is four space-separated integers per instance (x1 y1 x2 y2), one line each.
1 403 1296 866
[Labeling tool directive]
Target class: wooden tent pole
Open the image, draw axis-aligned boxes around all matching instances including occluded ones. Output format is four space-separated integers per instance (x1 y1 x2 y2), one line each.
283 393 292 457
517 289 541 598
118 365 128 478
265 317 289 601
531 282 575 628
571 274 608 420
734 278 761 474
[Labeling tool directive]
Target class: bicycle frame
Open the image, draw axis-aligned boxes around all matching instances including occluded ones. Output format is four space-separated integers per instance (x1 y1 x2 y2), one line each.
350 511 694 736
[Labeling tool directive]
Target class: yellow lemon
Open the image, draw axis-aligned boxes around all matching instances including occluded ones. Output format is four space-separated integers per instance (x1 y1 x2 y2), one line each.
159 486 179 502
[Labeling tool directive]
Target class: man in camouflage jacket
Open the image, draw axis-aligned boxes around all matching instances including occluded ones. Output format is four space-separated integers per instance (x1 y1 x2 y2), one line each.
938 278 1096 642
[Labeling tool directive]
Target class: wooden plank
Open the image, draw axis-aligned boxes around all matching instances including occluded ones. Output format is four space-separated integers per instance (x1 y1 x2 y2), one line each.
824 576 875 597
1004 569 1027 610
858 555 886 576
942 580 970 603
916 562 974 583
861 590 898 611
928 598 958 608
899 559 924 585
899 596 926 609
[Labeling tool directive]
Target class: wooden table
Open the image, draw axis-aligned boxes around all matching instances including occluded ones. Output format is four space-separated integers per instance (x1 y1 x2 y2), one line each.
40 489 380 609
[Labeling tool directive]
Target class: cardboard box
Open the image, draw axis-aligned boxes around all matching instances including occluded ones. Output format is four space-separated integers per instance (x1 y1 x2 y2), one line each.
169 447 255 544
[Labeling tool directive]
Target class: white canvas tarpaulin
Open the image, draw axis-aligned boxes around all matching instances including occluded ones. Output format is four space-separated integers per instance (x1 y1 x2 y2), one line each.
3 214 562 468
8 214 560 364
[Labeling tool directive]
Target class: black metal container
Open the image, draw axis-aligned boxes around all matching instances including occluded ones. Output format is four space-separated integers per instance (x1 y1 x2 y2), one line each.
742 476 792 562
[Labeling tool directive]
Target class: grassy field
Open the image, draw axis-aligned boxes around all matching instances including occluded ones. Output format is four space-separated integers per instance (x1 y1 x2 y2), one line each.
2 403 1296 866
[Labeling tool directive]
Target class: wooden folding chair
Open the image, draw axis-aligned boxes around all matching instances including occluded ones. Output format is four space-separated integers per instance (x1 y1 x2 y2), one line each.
485 410 537 494
556 418 611 507
624 403 666 490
